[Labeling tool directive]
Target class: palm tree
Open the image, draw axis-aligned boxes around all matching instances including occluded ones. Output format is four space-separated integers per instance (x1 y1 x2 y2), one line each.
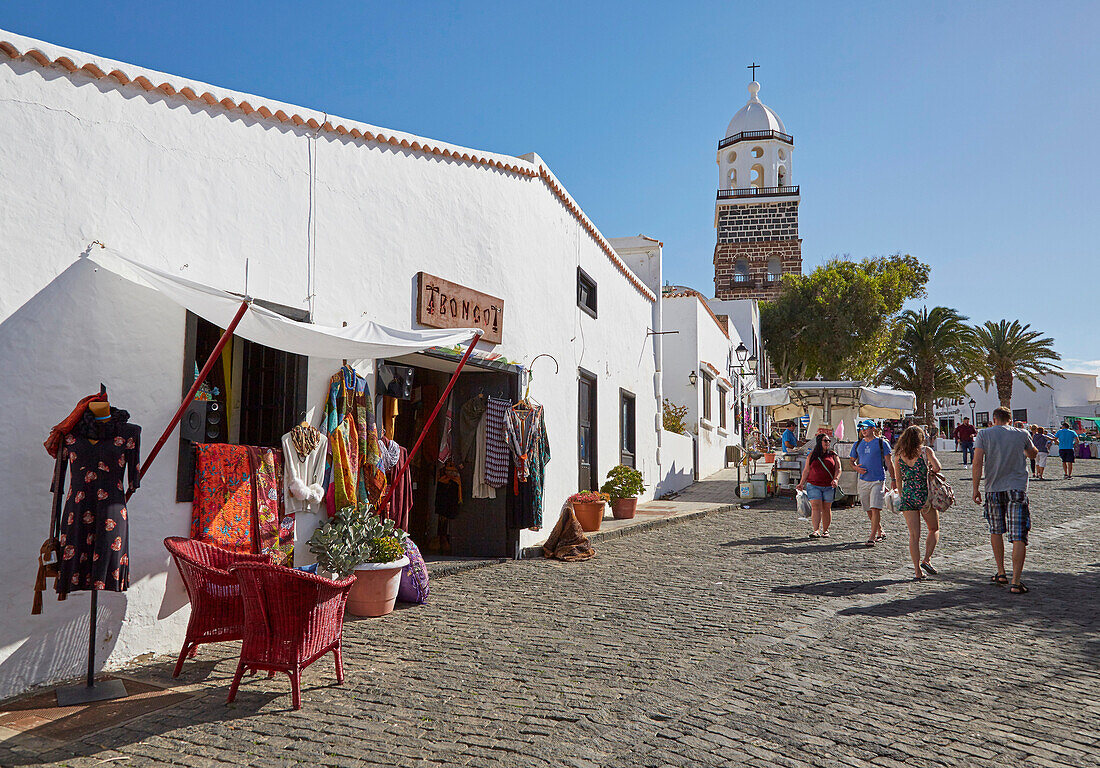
972 320 1062 407
882 306 975 425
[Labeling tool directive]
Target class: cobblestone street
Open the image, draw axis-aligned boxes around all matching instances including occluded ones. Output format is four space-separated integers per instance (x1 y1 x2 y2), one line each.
4 460 1099 768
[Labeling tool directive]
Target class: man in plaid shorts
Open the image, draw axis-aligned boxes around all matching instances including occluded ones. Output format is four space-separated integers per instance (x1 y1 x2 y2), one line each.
972 407 1038 594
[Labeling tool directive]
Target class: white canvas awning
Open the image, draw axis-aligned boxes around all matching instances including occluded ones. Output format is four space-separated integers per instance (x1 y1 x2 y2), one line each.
748 381 916 420
86 247 479 359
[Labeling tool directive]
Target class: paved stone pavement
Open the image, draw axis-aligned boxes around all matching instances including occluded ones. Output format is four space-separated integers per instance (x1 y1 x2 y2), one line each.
3 460 1099 767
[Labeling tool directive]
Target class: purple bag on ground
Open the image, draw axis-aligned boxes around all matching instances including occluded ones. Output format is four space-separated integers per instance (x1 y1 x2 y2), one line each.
397 539 429 604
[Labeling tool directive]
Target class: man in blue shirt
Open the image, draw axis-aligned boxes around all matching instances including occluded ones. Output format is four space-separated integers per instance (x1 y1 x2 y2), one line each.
781 422 799 453
850 419 897 546
1055 422 1080 479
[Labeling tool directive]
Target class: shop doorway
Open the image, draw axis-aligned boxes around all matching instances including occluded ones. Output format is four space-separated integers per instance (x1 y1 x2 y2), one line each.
381 354 518 558
578 368 597 491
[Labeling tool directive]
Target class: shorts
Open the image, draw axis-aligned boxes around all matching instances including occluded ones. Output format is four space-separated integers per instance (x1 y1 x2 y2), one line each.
1059 448 1075 464
804 484 836 503
857 478 886 510
984 489 1031 544
1036 452 1048 468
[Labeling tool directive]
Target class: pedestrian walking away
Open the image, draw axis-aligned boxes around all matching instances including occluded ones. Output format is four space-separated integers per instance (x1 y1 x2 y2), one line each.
850 418 897 546
1030 424 1055 480
892 425 943 580
973 407 1039 594
797 433 840 538
1055 422 1080 479
954 417 977 466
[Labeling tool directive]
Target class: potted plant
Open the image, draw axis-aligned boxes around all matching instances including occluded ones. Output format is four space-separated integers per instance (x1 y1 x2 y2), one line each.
308 505 410 617
600 464 645 519
568 491 610 532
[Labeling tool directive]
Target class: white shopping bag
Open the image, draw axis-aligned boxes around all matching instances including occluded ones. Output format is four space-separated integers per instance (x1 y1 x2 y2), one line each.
883 489 901 515
795 489 812 519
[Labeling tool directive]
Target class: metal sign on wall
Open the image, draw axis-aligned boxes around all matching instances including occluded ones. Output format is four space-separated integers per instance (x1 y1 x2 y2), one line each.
416 272 504 344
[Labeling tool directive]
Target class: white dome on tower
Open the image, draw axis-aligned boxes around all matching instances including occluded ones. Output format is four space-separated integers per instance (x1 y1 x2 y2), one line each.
725 81 786 137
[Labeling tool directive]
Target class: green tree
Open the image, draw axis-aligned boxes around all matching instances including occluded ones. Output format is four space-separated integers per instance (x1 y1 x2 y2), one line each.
760 254 930 381
971 319 1062 407
881 306 975 425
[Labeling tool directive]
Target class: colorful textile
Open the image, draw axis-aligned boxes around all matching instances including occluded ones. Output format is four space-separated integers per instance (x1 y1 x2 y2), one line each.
484 396 511 487
44 392 109 459
397 539 429 604
192 444 291 565
504 405 543 481
322 365 385 509
192 444 252 552
54 408 140 595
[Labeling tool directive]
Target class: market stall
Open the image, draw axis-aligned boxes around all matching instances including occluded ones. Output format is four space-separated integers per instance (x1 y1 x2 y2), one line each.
749 382 916 501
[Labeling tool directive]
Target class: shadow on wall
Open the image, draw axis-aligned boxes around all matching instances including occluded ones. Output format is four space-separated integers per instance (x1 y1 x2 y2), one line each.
655 460 693 498
0 257 188 698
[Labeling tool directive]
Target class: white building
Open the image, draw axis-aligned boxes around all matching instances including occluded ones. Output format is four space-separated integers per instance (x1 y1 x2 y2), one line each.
0 30 664 696
933 372 1100 439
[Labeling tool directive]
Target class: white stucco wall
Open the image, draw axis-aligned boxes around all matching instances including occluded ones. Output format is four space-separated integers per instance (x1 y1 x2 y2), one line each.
0 31 658 696
655 430 694 496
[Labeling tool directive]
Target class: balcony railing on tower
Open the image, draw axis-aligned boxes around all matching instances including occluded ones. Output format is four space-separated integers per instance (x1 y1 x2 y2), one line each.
718 130 794 149
717 186 799 200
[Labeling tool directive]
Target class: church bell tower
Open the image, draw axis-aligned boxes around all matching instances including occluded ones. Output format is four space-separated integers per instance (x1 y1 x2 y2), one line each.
713 76 802 301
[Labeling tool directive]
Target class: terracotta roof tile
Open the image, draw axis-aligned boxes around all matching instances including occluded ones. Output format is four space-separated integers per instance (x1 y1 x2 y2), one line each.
662 287 729 339
0 34 655 303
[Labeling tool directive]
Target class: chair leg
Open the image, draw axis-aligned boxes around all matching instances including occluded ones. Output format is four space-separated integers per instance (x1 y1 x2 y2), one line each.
334 644 344 684
226 661 246 704
173 641 192 678
289 669 302 710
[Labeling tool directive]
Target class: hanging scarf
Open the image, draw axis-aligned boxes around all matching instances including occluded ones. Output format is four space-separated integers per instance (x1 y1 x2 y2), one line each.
44 393 108 458
288 423 321 461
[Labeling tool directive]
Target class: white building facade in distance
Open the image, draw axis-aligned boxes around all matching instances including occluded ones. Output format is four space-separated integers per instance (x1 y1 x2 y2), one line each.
933 371 1100 438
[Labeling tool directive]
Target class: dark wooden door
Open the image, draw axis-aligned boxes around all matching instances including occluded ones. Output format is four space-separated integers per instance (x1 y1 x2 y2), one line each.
578 369 597 491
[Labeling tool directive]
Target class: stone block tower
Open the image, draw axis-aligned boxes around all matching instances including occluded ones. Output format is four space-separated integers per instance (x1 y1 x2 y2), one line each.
713 80 802 301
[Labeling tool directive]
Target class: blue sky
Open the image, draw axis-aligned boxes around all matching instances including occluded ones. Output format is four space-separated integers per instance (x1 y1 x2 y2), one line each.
4 1 1098 371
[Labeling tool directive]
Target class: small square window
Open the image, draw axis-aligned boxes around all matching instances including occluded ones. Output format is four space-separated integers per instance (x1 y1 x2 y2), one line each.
577 267 597 318
976 412 990 427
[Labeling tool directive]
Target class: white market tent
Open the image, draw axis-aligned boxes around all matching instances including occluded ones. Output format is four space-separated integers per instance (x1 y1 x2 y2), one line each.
87 246 478 359
749 381 916 422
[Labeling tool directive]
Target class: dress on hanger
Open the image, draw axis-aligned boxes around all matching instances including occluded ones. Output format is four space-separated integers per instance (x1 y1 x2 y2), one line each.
484 396 511 487
281 425 326 514
322 364 385 511
504 404 550 530
54 408 141 594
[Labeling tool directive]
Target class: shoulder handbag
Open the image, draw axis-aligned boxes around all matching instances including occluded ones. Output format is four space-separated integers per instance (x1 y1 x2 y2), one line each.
923 451 955 513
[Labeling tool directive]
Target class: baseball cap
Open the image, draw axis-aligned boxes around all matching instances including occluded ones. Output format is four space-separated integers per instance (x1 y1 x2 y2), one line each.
857 419 876 429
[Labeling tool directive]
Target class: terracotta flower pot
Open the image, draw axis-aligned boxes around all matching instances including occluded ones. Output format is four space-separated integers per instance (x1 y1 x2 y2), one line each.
571 501 605 532
611 497 638 519
763 452 776 463
347 556 410 617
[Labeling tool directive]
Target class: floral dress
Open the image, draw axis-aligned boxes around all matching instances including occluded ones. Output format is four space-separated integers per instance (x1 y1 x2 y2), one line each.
55 409 141 594
899 453 929 512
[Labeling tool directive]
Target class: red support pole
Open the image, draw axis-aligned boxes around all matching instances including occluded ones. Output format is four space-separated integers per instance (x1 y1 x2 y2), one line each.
127 299 250 501
377 332 481 513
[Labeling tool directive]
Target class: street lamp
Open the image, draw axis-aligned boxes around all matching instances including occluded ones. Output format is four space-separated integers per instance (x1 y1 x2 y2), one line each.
730 343 758 446
734 342 749 365
688 370 697 387
969 397 976 423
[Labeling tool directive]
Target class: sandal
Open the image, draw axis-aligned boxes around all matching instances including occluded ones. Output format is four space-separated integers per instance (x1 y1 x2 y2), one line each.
1010 582 1029 594
821 531 830 538
991 573 1008 585
912 575 926 581
809 531 821 539
920 561 938 575
865 539 876 547
875 532 887 541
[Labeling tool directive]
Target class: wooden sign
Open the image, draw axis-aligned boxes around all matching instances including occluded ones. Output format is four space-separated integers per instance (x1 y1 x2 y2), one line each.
416 272 504 344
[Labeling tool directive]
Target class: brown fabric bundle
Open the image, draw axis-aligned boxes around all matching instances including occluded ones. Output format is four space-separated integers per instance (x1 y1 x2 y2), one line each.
542 503 596 561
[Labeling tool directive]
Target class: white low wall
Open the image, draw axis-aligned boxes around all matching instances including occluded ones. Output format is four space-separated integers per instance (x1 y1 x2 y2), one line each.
656 430 694 497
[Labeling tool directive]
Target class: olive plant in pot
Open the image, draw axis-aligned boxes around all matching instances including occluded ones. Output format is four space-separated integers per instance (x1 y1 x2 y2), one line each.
568 491 610 532
601 464 645 519
308 505 410 617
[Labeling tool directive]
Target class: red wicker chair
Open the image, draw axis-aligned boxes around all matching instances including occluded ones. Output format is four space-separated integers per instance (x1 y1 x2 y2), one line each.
164 536 271 677
226 562 355 710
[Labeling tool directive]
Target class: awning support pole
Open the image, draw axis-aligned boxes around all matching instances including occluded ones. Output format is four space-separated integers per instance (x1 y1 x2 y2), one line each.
127 298 250 501
378 332 481 513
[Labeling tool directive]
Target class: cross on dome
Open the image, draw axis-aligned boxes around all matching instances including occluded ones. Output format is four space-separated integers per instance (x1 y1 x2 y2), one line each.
725 80 786 138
